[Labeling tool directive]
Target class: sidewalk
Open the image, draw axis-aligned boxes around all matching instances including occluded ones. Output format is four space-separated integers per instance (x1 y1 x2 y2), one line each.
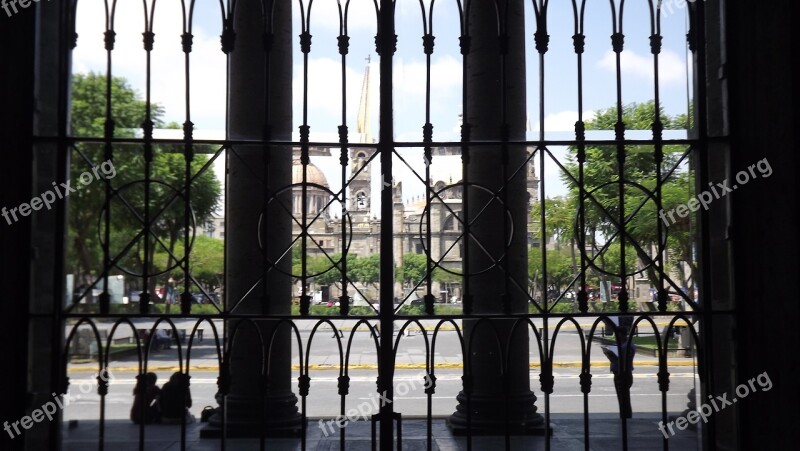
61 415 699 450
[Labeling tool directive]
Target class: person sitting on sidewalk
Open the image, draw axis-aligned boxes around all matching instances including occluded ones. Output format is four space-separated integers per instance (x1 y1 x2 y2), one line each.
159 372 194 424
130 372 161 424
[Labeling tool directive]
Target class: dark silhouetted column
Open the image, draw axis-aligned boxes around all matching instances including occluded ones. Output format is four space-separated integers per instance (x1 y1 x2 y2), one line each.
448 0 546 435
202 0 300 437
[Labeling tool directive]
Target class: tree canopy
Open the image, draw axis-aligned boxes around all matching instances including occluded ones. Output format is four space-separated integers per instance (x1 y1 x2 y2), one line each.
537 101 696 296
397 253 428 287
565 101 688 228
68 72 222 300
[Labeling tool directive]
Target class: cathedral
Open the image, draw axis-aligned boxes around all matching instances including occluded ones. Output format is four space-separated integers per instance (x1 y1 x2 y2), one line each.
291 145 539 304
289 59 539 303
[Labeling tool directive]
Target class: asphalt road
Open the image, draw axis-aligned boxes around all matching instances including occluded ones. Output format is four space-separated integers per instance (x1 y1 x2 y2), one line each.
63 369 699 421
63 317 700 422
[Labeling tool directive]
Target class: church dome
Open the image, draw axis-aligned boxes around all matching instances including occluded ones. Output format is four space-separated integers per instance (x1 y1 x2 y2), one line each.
292 160 329 188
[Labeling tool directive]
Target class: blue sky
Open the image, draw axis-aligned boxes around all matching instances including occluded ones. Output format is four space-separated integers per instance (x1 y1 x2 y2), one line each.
73 0 693 203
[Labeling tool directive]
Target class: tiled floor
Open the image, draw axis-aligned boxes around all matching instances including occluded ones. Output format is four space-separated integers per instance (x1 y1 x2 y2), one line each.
62 415 701 450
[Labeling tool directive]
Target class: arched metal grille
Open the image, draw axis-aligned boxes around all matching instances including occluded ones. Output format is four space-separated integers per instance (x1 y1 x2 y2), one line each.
49 0 722 450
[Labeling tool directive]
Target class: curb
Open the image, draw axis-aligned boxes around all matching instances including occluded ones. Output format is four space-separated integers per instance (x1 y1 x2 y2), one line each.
321 320 691 333
69 359 697 372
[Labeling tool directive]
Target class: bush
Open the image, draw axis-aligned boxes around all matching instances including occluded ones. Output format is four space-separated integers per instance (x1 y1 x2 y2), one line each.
527 299 633 314
150 304 220 315
434 305 463 316
397 305 426 316
69 302 221 315
549 301 577 314
288 304 378 316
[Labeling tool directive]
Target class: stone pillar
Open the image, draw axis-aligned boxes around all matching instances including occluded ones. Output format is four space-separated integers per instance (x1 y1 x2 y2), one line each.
201 0 300 437
448 0 545 434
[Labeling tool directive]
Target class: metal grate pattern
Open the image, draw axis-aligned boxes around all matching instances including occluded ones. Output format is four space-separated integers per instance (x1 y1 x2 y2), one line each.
48 0 720 450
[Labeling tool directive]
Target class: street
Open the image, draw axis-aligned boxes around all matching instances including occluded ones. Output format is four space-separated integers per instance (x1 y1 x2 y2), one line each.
64 317 701 422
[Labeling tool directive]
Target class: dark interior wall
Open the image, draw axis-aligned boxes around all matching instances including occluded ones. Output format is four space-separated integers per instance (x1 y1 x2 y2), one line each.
726 0 800 448
0 8 35 451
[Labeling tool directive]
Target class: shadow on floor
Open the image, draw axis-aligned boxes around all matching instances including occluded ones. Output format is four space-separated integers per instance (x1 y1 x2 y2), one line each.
62 414 701 450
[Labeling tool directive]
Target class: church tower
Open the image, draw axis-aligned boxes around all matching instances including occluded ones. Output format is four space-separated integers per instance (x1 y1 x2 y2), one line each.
349 149 373 214
349 56 376 217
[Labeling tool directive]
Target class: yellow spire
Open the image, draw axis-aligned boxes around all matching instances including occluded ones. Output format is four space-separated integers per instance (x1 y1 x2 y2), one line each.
356 55 372 144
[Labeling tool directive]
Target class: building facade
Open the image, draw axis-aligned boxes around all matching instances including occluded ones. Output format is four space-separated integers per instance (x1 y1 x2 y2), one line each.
289 144 540 303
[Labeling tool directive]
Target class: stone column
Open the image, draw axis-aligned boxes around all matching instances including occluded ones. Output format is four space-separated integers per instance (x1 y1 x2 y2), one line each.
201 0 300 437
448 0 546 434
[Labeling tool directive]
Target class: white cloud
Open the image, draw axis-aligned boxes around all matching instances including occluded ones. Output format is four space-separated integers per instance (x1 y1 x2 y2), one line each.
72 0 227 130
73 2 382 133
531 110 597 132
393 56 463 139
292 57 368 125
300 0 379 33
597 49 685 86
394 56 462 96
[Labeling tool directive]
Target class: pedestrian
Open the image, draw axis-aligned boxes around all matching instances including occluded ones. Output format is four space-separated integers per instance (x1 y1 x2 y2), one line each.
159 372 194 424
130 372 161 424
602 325 637 419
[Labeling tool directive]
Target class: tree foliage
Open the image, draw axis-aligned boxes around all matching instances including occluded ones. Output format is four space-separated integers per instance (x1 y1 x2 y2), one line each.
432 267 461 283
154 235 224 288
68 72 222 298
528 247 575 297
351 254 381 288
397 253 428 286
309 253 343 286
293 252 381 292
551 100 696 291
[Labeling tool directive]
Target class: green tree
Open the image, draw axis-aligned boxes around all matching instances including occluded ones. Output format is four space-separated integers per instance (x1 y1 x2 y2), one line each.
187 236 225 288
309 253 343 287
432 267 461 284
154 235 224 288
69 72 221 301
397 253 428 287
432 267 461 302
531 195 579 272
351 254 381 290
528 247 575 299
68 73 159 285
560 101 695 292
